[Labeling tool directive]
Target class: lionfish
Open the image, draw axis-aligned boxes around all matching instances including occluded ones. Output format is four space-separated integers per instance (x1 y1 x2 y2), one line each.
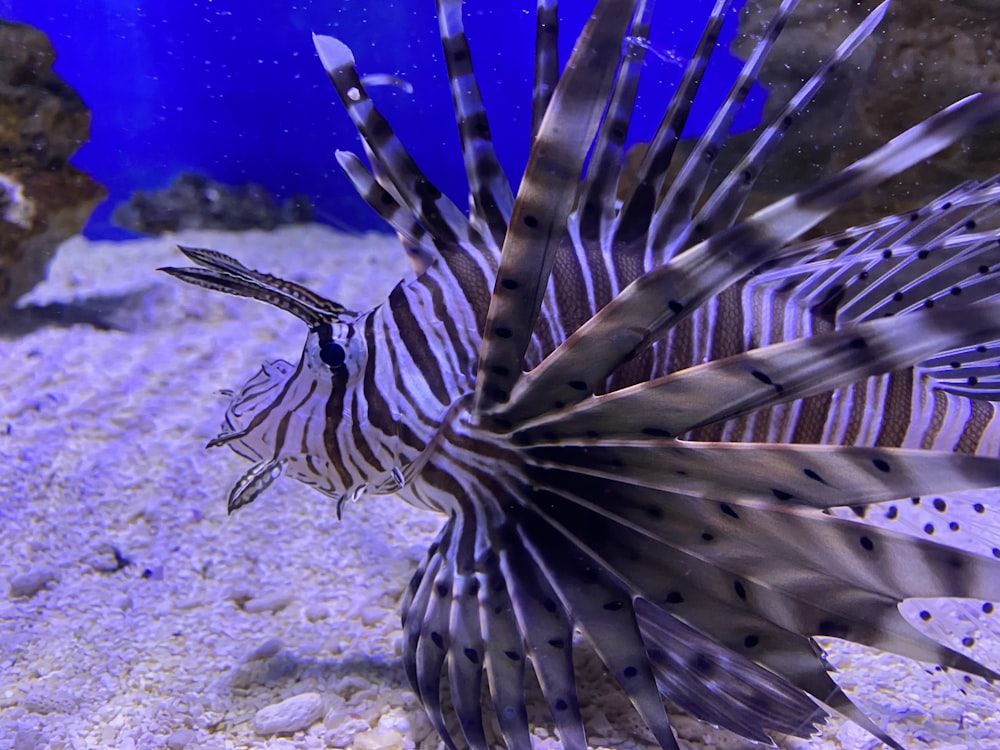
162 0 1000 747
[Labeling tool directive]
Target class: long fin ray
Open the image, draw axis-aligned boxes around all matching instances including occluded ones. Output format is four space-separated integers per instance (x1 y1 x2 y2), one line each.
684 1 891 252
615 0 733 248
158 266 333 326
477 543 532 750
520 479 932 748
525 441 1000 515
512 301 1000 442
401 522 451 726
516 502 682 750
447 517 489 749
472 0 640 416
334 150 437 274
498 534 589 750
575 0 654 249
436 0 513 252
411 520 460 750
493 90 1000 426
524 476 1000 676
312 34 496 327
634 598 826 742
531 0 560 139
647 0 802 265
166 245 353 319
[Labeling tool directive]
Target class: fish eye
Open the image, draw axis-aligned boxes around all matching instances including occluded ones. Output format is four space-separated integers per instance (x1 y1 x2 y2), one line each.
319 340 346 369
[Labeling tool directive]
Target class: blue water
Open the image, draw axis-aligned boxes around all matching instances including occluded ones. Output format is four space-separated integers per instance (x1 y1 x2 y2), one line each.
0 0 760 239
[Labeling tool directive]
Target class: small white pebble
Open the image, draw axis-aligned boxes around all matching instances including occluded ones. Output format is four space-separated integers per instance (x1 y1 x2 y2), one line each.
324 718 369 748
355 729 406 750
303 603 330 623
360 606 384 625
241 591 294 614
165 727 197 750
253 692 324 735
376 707 412 734
8 567 58 598
248 637 283 661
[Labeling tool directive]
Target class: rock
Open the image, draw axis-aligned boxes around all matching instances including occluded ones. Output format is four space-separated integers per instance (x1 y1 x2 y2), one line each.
85 542 131 573
21 687 78 715
323 717 370 748
111 172 312 235
253 692 324 736
303 603 330 623
354 729 407 750
247 637 283 661
165 727 197 750
0 21 105 309
8 566 57 597
13 728 42 750
239 591 295 614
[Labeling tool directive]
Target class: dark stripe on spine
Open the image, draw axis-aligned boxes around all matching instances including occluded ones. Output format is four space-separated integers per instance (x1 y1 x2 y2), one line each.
388 285 452 406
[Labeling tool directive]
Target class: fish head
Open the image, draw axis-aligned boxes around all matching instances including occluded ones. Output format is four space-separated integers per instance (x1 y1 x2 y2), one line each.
161 247 381 512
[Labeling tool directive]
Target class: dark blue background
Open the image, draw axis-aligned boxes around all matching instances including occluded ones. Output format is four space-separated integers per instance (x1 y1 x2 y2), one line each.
0 0 760 239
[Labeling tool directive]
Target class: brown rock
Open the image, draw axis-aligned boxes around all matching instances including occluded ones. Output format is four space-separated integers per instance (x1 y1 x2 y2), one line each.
0 21 106 309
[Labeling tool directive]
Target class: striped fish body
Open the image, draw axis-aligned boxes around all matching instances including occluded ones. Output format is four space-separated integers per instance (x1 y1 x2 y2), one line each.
163 1 1000 748
215 278 483 513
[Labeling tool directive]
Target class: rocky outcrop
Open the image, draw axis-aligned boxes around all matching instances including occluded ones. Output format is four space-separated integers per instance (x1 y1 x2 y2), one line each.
111 173 312 235
0 21 105 309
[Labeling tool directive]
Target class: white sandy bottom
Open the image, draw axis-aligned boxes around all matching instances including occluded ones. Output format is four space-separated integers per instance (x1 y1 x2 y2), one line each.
0 225 998 750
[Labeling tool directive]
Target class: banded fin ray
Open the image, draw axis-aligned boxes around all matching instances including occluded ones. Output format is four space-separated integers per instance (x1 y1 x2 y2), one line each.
435 0 513 252
633 597 827 744
646 0 802 265
476 540 532 750
160 245 352 325
615 0 732 248
526 441 1000 514
334 149 438 274
472 0 640 416
494 89 1000 426
523 477 999 674
515 500 682 750
446 512 489 749
518 473 923 746
412 517 460 749
522 470 1000 742
574 0 653 249
531 0 559 138
746 176 1000 332
312 34 497 326
512 301 1000 443
681 1 892 252
401 521 453 744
